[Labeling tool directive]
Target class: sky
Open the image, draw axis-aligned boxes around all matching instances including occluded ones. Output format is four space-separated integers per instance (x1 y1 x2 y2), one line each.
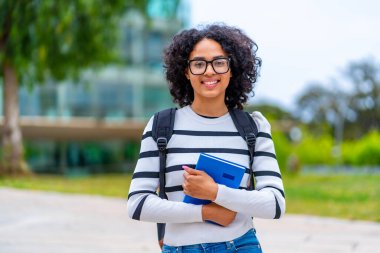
189 0 380 111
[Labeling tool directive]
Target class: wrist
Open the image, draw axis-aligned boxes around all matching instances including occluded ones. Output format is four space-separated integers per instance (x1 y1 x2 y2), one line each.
209 183 218 201
201 205 210 221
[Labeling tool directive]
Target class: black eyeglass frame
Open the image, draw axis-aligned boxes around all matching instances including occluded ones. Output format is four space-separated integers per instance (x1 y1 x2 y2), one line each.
187 57 231 75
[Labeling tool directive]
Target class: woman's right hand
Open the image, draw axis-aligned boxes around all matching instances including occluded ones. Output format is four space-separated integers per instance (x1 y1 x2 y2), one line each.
201 203 236 226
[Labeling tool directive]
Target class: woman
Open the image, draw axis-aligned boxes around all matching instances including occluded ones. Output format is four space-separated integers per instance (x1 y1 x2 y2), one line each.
127 24 285 253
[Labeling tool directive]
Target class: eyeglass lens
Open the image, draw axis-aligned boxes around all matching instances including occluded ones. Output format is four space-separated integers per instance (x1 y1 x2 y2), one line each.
189 58 229 75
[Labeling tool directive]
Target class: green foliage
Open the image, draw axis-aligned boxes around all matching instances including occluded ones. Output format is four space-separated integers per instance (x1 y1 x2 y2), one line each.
295 58 380 139
293 132 336 165
271 131 291 172
249 101 380 169
272 126 338 171
124 141 140 161
82 143 104 166
23 140 140 174
276 128 380 168
346 58 380 136
342 131 380 166
272 128 337 172
245 103 294 121
0 0 136 86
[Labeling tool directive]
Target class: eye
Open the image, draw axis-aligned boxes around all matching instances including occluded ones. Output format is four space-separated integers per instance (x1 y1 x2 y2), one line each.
214 59 227 67
192 61 206 69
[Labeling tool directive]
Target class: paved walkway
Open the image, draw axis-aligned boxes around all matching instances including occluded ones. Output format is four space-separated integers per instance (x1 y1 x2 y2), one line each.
0 188 379 253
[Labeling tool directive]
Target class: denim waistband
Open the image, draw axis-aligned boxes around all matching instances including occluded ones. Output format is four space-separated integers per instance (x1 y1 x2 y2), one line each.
162 229 261 253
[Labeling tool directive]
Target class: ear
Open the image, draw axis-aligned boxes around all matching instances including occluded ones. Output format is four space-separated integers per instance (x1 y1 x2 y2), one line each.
185 69 190 80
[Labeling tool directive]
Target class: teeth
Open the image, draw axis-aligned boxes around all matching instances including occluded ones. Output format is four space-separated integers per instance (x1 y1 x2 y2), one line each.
204 81 218 85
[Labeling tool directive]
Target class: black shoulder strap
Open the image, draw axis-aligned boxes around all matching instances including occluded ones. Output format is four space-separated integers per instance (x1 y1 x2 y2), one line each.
152 107 176 200
229 108 258 190
152 108 176 144
151 108 176 246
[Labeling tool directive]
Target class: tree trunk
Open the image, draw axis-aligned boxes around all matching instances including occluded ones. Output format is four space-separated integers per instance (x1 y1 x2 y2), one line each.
1 62 30 174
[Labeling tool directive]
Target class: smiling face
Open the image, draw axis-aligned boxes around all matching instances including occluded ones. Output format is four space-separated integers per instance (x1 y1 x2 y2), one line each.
186 39 232 106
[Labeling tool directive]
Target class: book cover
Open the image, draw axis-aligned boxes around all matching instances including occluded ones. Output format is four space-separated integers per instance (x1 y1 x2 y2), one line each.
183 153 246 205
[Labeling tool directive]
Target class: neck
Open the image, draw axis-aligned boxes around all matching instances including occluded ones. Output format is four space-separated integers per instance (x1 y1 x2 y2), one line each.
191 98 228 117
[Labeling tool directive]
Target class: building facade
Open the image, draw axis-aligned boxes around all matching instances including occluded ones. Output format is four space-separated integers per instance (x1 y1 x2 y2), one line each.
18 1 189 120
1 1 190 174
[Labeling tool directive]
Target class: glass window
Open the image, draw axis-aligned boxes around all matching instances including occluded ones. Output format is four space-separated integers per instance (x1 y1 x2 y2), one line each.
145 31 164 69
68 85 92 117
143 85 173 117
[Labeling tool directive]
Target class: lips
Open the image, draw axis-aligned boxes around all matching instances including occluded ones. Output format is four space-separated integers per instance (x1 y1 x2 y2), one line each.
202 80 220 89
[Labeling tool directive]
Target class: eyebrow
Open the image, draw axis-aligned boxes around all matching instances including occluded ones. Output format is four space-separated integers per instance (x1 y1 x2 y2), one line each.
190 55 227 61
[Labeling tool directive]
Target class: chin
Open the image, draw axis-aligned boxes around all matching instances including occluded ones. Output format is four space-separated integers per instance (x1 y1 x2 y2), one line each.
200 90 225 99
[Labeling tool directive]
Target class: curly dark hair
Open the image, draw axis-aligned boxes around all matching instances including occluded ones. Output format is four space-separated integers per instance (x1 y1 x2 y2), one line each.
163 24 261 109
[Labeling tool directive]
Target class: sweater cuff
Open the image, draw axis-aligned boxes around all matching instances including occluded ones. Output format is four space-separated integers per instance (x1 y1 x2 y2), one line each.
214 184 229 205
192 204 204 222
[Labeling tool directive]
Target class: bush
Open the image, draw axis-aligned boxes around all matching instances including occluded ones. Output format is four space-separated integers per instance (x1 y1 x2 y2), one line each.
293 132 336 166
272 128 337 173
23 140 140 174
272 131 292 172
342 131 380 166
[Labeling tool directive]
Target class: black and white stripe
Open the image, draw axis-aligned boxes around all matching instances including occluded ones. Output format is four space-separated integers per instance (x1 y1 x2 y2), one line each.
127 106 285 246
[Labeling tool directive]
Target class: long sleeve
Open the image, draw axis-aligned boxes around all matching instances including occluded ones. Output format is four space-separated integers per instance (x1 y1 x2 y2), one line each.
127 106 286 246
127 116 203 223
214 111 286 219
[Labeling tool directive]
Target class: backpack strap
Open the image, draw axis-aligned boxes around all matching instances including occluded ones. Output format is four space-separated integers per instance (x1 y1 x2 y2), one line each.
151 108 176 247
229 108 258 190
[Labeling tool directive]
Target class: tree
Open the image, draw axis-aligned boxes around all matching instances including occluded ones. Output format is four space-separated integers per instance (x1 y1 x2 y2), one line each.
345 58 380 137
295 58 380 141
0 0 149 174
295 81 355 162
245 103 294 121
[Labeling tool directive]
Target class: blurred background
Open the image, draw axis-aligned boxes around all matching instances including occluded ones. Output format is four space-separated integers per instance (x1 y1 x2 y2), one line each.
1 0 379 221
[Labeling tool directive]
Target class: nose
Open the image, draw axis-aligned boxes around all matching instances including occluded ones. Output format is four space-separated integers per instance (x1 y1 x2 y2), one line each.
204 62 216 75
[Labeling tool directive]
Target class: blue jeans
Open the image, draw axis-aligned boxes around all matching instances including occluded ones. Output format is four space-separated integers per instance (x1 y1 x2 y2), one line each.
162 229 262 253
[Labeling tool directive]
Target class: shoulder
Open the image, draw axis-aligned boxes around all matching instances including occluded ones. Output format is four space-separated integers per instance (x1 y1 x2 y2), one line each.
143 107 181 134
249 111 272 134
142 115 155 134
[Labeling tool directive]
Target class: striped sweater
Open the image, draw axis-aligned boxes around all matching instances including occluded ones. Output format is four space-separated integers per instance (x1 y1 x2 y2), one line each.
127 105 285 246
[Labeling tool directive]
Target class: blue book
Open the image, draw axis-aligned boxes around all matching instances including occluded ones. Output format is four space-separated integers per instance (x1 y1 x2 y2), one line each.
183 153 246 205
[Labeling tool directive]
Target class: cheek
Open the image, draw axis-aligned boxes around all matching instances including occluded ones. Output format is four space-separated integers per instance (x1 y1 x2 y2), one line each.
189 76 200 86
222 75 231 87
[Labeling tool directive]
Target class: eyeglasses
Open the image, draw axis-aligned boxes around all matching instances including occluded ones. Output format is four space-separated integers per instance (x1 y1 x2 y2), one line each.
187 57 231 75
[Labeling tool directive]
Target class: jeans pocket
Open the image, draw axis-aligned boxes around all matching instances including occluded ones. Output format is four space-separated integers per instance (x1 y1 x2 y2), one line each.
234 229 262 252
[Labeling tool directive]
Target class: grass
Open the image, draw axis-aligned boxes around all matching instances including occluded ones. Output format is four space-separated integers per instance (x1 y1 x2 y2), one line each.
0 174 133 198
1 173 379 222
283 174 380 222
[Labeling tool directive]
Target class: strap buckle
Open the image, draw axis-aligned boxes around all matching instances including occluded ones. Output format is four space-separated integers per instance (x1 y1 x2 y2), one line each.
246 133 256 147
157 137 168 151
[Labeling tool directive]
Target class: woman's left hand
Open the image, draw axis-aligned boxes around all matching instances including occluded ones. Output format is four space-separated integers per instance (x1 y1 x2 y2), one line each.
182 165 218 201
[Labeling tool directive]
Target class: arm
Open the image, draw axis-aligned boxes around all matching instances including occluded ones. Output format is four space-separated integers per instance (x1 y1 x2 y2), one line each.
214 112 286 219
202 203 236 226
182 112 285 219
127 117 203 223
182 166 236 226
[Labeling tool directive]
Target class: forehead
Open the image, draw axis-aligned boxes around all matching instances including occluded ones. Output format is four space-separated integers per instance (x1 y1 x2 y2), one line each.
189 38 227 59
